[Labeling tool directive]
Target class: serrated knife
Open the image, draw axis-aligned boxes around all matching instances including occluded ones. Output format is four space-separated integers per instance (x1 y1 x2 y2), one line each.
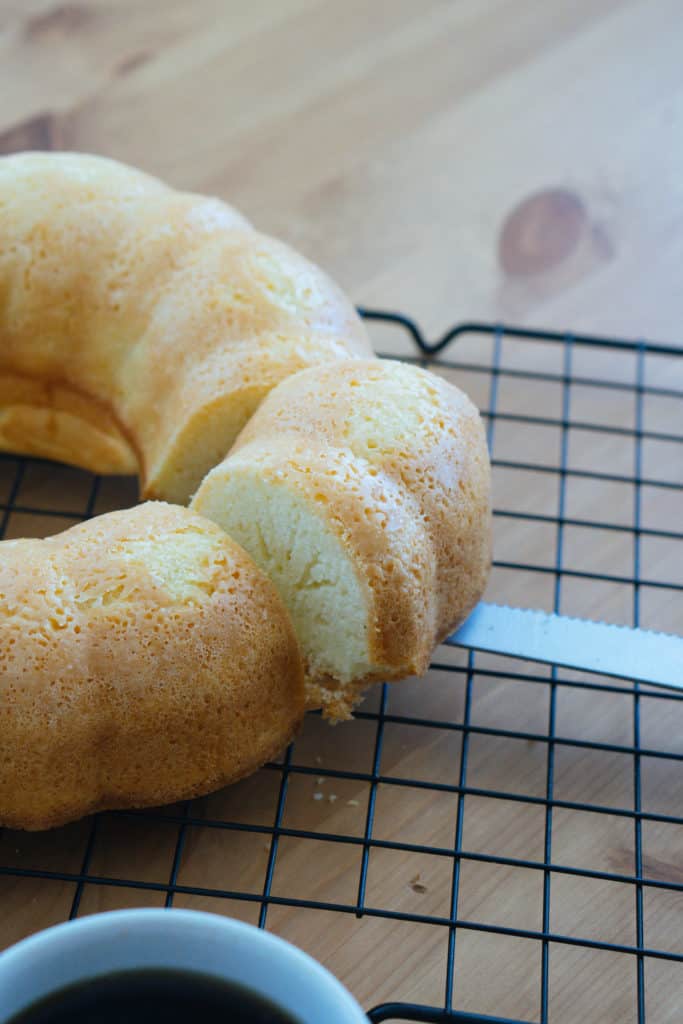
447 603 682 690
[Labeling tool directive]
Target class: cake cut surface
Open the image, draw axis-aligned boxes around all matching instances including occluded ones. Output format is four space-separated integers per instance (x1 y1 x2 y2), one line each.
193 359 491 718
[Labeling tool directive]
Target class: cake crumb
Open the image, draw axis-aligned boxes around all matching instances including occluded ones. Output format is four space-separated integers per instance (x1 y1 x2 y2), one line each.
328 794 337 803
346 799 359 807
313 792 324 801
409 873 427 894
316 777 326 786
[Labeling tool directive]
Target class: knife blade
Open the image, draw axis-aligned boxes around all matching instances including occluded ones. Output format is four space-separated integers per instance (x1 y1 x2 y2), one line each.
447 603 683 691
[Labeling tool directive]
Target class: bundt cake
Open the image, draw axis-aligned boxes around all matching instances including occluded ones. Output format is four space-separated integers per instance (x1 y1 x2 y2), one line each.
0 152 372 504
192 359 491 719
0 152 492 827
0 502 304 830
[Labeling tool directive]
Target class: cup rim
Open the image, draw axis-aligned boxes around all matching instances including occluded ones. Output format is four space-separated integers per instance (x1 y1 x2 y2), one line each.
0 908 368 1023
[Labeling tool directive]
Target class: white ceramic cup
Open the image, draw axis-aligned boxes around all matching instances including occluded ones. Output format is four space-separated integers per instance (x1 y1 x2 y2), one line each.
0 908 368 1023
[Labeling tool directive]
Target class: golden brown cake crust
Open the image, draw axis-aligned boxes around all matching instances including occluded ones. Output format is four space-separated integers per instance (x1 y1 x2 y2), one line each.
231 358 492 639
0 151 372 503
0 503 304 830
193 359 492 718
0 152 490 807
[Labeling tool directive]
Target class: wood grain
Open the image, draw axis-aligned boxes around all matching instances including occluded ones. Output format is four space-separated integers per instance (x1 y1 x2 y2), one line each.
2 0 682 345
0 3 681 1022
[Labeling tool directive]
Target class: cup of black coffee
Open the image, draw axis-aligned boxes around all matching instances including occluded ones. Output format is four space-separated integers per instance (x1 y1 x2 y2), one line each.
0 909 367 1023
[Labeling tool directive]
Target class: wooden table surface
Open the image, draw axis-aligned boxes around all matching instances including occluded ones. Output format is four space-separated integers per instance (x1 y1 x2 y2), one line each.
0 3 682 1023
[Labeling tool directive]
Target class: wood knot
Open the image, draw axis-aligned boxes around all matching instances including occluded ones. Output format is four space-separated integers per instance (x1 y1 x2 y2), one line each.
499 188 587 276
115 50 152 77
25 3 92 39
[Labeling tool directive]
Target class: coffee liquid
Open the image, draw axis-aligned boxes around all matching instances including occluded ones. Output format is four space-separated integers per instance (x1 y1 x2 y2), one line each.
7 968 303 1024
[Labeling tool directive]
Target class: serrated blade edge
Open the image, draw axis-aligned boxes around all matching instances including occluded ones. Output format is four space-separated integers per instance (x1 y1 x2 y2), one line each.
446 603 683 690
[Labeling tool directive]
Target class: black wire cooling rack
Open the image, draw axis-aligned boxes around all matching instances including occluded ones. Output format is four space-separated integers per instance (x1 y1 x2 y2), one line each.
1 311 682 1024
